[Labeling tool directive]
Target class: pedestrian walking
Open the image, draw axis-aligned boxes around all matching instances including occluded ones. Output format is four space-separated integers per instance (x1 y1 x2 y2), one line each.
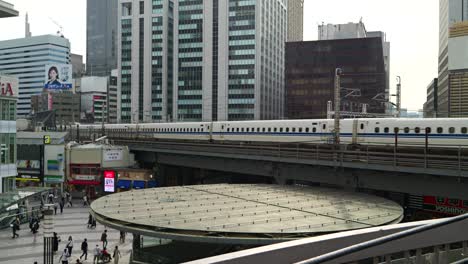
60 200 64 214
91 217 96 229
48 192 54 204
53 232 60 253
101 229 108 248
66 192 73 207
59 248 70 264
32 220 39 243
93 245 100 264
11 221 19 238
80 238 88 260
119 231 126 243
83 195 88 207
29 216 34 232
113 246 121 264
66 236 74 255
87 214 93 228
15 216 20 228
54 202 58 215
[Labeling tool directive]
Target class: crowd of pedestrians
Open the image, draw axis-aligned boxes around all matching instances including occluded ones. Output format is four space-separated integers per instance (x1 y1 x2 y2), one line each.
24 190 127 263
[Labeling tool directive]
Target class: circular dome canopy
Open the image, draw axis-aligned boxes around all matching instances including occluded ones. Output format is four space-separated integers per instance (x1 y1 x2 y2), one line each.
91 184 403 244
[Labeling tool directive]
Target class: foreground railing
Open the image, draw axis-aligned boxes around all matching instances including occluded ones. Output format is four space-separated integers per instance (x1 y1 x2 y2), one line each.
187 214 468 264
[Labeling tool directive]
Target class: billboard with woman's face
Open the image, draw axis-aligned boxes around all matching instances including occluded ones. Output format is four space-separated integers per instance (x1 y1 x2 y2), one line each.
44 64 73 90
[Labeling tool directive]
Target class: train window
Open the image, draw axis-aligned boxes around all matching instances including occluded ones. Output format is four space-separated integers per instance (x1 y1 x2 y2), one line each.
415 127 420 134
292 127 296 132
394 127 399 133
323 124 326 130
313 127 317 133
274 128 277 132
222 125 224 130
437 127 443 134
257 128 260 132
384 127 389 133
299 128 303 133
462 127 467 134
404 127 410 133
305 128 310 132
286 128 290 132
246 128 250 132
262 128 266 132
360 124 364 130
241 128 244 132
268 128 271 132
426 127 431 133
449 127 455 134
280 128 283 132
374 127 380 133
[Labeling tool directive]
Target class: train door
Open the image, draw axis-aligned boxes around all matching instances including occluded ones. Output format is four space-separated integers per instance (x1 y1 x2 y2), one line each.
220 123 226 140
358 120 369 143
352 119 358 145
319 121 331 143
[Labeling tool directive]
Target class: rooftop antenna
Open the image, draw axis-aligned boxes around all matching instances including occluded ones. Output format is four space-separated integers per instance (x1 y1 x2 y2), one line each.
48 17 64 37
25 13 31 38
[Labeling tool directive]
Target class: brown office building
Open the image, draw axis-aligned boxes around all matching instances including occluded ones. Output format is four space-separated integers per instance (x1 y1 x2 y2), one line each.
286 38 387 119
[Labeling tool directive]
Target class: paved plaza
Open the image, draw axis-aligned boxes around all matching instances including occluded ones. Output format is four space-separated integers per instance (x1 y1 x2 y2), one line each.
0 200 132 264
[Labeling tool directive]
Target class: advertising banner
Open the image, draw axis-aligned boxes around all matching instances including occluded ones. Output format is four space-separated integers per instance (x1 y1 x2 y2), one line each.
104 150 123 161
0 75 19 98
103 170 116 192
44 64 73 90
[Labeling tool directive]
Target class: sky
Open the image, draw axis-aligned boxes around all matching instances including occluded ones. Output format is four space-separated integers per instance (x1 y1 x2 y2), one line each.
0 0 439 111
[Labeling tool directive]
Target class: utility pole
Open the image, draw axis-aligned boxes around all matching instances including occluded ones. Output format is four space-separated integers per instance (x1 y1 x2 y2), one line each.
396 76 401 117
334 68 342 145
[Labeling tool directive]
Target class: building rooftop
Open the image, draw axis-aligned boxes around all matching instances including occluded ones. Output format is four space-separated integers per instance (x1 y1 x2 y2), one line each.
0 0 18 18
91 184 403 244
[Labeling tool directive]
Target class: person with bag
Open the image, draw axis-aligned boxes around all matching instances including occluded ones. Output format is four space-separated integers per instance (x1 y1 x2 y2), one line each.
113 246 121 264
100 230 108 248
59 248 70 264
53 232 61 253
66 236 74 255
80 238 88 260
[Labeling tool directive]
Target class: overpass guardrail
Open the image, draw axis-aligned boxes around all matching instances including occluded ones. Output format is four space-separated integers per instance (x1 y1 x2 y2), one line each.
109 138 468 178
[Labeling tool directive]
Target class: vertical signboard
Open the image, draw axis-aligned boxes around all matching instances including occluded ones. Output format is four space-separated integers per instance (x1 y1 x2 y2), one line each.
103 170 116 193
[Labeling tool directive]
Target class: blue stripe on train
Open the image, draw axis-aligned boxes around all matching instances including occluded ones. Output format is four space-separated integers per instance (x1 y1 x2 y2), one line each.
116 131 468 139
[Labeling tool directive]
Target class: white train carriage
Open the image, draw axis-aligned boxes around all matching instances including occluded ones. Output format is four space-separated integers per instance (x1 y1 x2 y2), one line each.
70 118 468 147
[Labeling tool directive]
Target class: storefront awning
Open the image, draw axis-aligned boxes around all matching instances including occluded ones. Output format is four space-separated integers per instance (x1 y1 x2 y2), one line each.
117 180 131 189
68 180 100 186
147 181 157 188
133 180 146 189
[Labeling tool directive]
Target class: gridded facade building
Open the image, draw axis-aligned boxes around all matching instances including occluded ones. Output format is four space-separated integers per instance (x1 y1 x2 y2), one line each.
0 35 70 117
423 78 438 118
117 0 287 123
438 0 468 117
287 0 303 42
286 38 387 119
86 0 118 76
0 75 18 192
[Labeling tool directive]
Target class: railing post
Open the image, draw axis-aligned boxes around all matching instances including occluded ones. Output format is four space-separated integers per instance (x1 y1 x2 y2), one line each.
433 245 440 264
404 251 411 263
463 241 468 256
372 256 379 264
424 147 427 169
385 254 391 264
458 146 462 175
443 244 450 264
416 248 423 264
366 145 369 165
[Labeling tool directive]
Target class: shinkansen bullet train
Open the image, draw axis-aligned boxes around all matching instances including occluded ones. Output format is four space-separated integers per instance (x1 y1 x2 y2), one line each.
70 118 468 147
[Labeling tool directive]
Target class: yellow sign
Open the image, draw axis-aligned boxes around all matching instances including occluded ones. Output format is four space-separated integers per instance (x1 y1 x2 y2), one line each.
43 135 51 144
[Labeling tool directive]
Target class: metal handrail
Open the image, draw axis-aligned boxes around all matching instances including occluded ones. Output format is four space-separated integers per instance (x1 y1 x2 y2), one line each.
295 213 468 264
